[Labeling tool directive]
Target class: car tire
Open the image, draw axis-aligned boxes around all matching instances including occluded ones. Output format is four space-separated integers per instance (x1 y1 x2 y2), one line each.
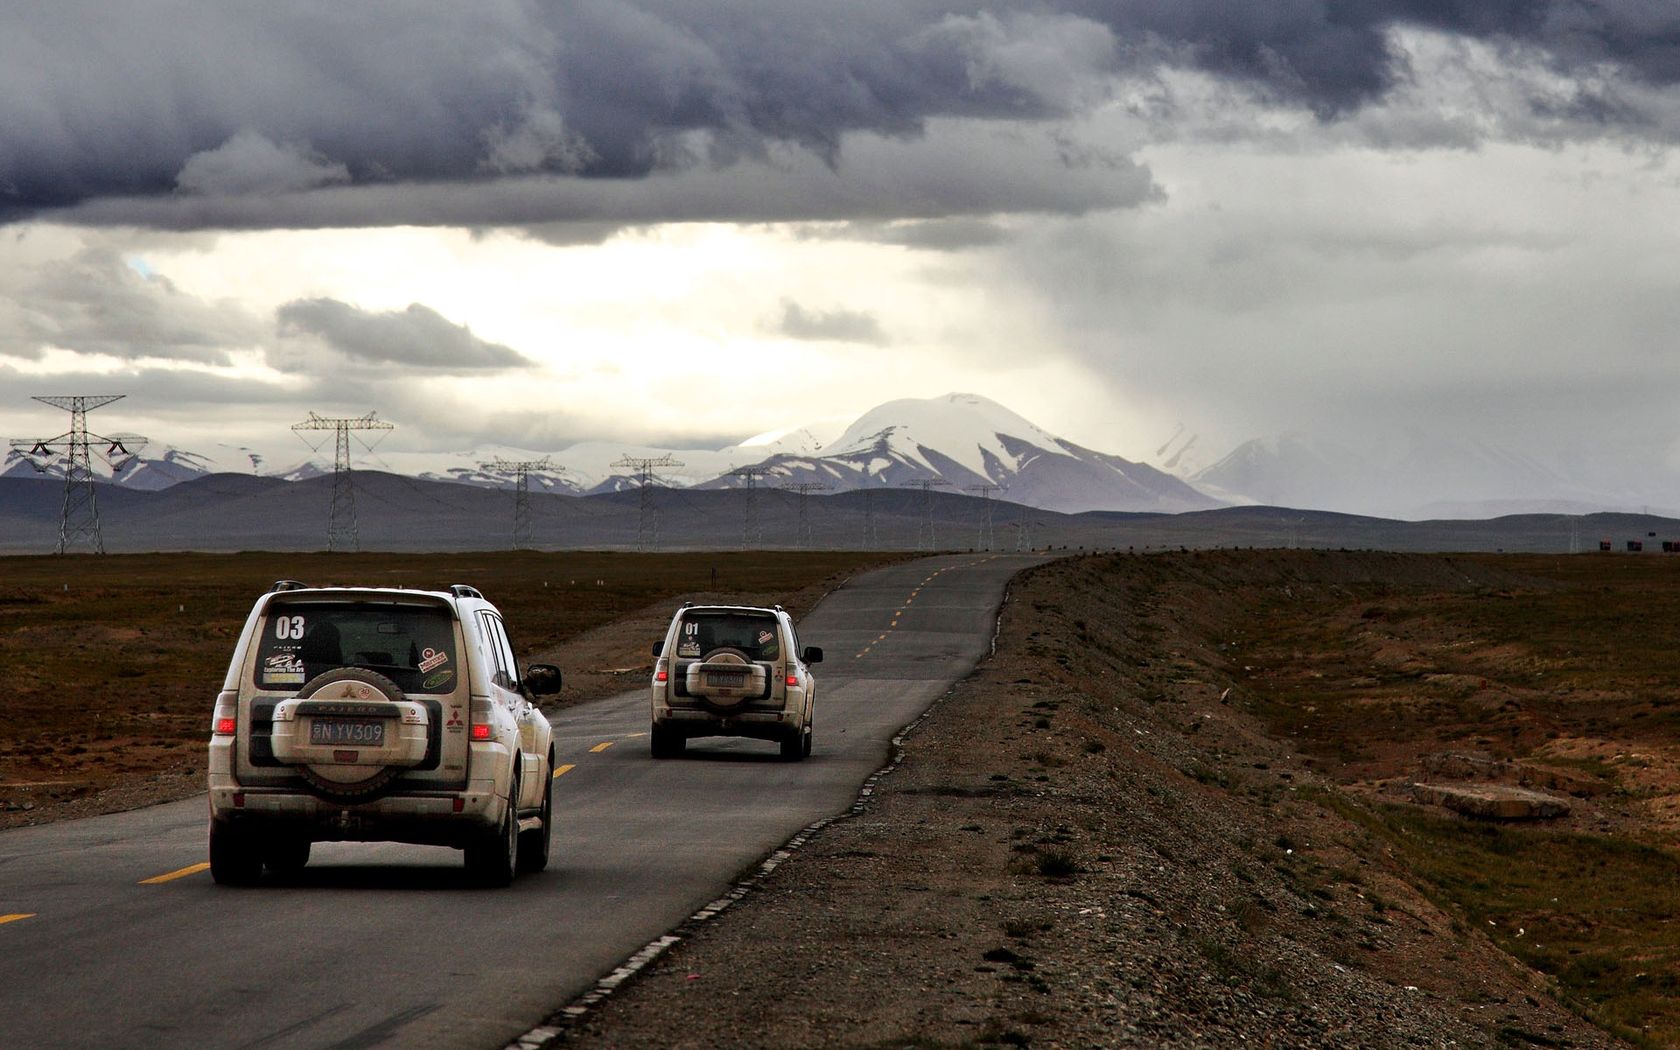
650 724 685 759
465 771 520 887
263 836 311 878
779 726 805 762
517 757 552 874
802 720 813 759
209 821 263 886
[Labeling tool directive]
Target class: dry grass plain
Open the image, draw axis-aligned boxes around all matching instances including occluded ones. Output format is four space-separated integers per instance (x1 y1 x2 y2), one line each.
0 549 901 828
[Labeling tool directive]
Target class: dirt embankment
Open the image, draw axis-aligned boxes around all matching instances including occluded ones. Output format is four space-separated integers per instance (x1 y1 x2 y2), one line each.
560 551 1624 1049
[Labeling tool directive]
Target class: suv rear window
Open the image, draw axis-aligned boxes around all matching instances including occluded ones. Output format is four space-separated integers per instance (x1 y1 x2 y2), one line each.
675 612 781 661
254 603 460 694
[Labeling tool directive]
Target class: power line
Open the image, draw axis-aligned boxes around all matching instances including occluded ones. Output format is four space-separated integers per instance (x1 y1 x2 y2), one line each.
291 411 394 552
612 454 682 551
966 483 1006 551
780 481 831 548
903 479 950 551
10 394 148 554
480 456 560 550
729 465 771 549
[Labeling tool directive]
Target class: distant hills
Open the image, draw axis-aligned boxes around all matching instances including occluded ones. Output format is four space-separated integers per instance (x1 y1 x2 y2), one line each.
3 393 1221 515
2 466 1677 556
6 393 1668 521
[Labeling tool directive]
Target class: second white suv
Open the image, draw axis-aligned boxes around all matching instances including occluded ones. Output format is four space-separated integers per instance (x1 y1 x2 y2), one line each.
649 604 821 760
207 581 561 887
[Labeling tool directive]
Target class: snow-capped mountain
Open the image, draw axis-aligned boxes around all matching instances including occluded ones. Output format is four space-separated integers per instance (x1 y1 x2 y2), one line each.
1190 428 1648 518
3 394 1219 514
698 393 1221 514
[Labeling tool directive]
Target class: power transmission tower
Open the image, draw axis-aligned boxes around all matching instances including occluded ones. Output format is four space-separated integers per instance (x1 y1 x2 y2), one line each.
1013 518 1041 553
904 479 950 551
730 465 771 549
481 456 560 550
612 454 682 551
291 411 394 552
781 481 830 548
10 394 147 554
967 483 1006 550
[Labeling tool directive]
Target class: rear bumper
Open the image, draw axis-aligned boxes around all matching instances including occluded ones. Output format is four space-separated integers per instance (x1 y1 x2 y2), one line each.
653 705 800 742
207 742 514 848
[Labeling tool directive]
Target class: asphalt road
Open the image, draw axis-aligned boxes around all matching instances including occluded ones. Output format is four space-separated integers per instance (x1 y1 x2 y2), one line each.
0 552 1041 1050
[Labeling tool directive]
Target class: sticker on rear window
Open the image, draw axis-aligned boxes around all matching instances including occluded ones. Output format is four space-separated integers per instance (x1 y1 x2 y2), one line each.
677 640 701 658
423 668 455 690
261 651 306 686
418 647 449 673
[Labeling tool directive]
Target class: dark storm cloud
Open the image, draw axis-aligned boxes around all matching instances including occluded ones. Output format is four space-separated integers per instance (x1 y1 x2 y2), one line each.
3 2 1679 228
275 298 533 372
775 300 888 345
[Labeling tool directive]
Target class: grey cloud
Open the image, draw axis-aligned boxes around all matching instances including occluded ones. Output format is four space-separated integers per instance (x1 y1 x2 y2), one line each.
275 298 533 372
0 243 263 363
5 3 1679 229
775 300 887 345
176 131 350 195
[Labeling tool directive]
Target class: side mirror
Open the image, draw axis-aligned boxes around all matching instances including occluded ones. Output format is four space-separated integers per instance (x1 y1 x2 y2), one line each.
524 663 563 696
802 646 823 665
651 640 664 658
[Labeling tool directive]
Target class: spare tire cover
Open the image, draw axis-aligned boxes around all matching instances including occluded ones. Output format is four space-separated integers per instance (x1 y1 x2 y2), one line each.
293 667 407 802
685 648 762 713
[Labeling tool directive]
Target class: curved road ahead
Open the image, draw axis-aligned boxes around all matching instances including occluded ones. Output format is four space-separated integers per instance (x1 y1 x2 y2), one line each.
0 553 1041 1050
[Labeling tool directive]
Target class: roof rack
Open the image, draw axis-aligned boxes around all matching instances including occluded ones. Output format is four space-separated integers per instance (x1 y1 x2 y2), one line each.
270 580 309 592
449 584 484 600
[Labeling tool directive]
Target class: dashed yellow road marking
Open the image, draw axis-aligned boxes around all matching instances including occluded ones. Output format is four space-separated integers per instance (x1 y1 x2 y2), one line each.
552 763 576 778
0 913 35 926
139 862 209 885
589 741 614 753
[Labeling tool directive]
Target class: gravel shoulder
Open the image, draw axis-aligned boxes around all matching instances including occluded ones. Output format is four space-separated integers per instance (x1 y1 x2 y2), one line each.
557 552 1620 1049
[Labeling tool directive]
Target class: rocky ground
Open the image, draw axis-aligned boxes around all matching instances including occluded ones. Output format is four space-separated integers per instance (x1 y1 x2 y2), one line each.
556 552 1622 1049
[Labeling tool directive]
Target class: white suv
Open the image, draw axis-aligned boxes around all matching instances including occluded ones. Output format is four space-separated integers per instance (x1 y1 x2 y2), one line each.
207 581 561 886
649 604 821 761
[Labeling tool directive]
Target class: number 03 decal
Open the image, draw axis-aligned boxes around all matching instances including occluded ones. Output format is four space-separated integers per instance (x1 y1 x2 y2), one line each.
274 615 306 640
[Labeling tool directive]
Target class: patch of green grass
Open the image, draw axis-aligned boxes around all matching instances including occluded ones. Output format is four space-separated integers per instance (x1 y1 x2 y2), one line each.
1336 796 1680 1046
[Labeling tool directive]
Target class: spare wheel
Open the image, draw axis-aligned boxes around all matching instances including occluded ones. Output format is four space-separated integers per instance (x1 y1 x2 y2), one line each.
683 648 770 713
273 667 429 803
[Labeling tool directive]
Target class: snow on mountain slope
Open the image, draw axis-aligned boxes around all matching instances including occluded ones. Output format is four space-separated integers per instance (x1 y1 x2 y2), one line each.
702 392 1222 514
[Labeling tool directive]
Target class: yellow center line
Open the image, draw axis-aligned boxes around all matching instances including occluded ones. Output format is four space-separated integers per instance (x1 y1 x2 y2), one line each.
139 862 210 885
552 763 576 778
589 741 614 753
0 913 35 926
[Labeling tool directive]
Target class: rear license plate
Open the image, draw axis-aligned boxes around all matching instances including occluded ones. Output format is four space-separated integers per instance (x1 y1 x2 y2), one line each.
309 719 386 746
707 672 746 688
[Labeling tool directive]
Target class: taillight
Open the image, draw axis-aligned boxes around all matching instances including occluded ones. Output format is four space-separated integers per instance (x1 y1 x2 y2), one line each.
214 717 237 735
656 670 668 682
470 724 492 741
786 674 798 687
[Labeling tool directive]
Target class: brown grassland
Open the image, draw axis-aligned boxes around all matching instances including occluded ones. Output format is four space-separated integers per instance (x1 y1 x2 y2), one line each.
1217 551 1680 1045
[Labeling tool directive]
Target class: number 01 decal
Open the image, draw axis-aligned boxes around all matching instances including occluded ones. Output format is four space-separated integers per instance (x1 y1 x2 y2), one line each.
274 615 306 640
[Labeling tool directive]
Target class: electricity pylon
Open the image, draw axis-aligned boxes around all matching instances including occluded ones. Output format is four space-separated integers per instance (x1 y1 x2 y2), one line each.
612 454 682 551
730 465 771 549
904 478 949 551
481 456 560 550
291 411 394 552
967 483 1006 550
781 481 830 548
10 394 148 554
